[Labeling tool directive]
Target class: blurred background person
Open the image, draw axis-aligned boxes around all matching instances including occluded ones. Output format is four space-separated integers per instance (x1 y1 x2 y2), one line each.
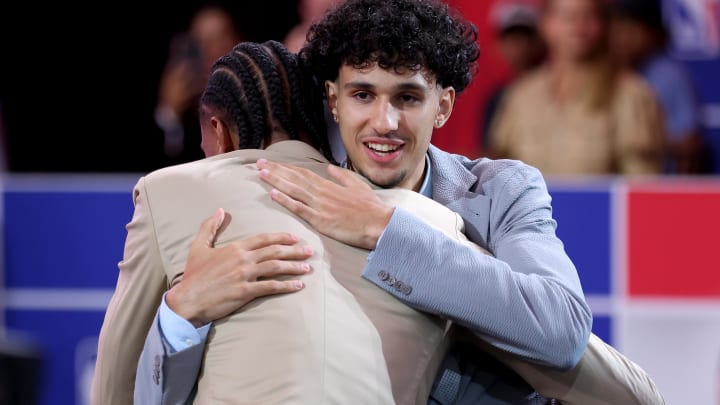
283 0 338 52
487 0 665 177
154 1 246 166
481 1 546 153
610 0 709 175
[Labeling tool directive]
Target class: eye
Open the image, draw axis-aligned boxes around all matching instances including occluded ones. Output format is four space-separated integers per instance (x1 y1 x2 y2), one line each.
399 94 420 104
352 91 372 101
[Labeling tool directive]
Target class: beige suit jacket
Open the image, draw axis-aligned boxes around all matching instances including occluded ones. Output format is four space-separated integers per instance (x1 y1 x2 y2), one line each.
92 141 470 405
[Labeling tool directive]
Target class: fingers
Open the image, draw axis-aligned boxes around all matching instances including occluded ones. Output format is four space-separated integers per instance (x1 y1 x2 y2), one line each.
269 188 316 220
222 232 314 278
192 208 227 249
235 241 314 281
257 159 320 204
252 258 312 280
246 279 305 298
232 231 302 251
209 208 226 246
244 240 314 264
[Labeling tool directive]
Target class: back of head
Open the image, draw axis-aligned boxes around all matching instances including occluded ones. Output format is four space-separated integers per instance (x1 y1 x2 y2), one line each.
300 0 480 94
200 40 333 161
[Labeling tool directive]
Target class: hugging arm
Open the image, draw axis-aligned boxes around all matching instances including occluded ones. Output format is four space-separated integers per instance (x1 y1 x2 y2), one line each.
256 159 591 369
478 334 666 405
364 164 592 369
134 311 205 405
133 209 312 404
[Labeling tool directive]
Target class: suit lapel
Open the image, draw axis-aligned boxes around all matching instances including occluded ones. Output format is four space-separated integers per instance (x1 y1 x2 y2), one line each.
428 146 491 247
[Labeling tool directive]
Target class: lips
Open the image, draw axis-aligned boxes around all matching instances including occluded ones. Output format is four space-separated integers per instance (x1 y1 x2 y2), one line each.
365 142 400 156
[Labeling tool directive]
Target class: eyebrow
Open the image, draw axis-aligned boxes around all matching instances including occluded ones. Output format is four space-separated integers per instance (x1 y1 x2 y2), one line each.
343 81 429 93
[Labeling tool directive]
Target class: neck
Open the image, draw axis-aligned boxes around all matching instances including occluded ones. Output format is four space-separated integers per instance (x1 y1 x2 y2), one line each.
547 58 596 102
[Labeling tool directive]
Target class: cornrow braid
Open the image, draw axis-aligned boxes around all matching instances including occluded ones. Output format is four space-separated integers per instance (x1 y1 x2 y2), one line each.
199 40 333 162
246 42 300 144
266 41 334 164
231 49 268 150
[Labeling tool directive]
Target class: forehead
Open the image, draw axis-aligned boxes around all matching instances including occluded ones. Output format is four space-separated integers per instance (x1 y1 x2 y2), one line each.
337 63 438 91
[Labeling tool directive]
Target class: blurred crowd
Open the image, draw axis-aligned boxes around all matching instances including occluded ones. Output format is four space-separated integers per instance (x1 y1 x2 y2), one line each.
154 0 336 167
0 0 715 177
482 0 712 176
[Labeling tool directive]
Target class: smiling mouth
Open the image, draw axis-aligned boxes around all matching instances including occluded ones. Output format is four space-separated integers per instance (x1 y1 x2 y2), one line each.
365 142 401 156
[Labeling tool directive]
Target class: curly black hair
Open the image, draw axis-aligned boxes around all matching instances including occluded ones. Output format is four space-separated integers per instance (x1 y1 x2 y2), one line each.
299 0 480 94
199 40 334 162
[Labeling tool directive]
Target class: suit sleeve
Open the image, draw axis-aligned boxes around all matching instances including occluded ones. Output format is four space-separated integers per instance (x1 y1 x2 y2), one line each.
134 311 205 405
91 177 168 405
363 164 592 369
480 333 666 405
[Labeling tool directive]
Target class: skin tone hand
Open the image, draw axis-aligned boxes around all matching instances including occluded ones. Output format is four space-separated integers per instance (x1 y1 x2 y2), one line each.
166 208 313 327
158 60 202 115
256 159 394 250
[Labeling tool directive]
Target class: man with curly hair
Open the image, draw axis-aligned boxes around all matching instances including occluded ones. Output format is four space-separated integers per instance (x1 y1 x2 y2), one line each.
256 0 592 402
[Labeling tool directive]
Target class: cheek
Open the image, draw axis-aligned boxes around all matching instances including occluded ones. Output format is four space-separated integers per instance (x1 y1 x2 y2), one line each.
337 106 366 132
200 132 218 157
406 116 435 146
336 119 360 153
200 141 214 157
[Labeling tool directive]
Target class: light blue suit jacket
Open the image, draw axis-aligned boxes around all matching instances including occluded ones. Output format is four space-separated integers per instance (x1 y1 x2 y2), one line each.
135 145 592 404
362 146 592 403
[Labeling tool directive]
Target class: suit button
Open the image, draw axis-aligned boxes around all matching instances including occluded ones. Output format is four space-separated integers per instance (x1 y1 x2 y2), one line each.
394 280 404 292
378 270 389 281
401 285 412 295
387 276 396 286
153 355 161 385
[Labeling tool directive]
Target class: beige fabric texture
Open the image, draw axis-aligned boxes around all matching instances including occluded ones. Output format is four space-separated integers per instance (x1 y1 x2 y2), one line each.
476 333 666 404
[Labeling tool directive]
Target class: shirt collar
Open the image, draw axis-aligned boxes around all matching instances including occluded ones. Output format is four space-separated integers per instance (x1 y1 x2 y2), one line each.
419 154 433 198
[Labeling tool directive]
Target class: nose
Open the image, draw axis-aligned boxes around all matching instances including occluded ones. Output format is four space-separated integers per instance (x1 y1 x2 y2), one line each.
369 100 399 135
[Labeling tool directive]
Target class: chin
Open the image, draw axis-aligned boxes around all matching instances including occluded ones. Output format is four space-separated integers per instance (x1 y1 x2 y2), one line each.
366 172 405 189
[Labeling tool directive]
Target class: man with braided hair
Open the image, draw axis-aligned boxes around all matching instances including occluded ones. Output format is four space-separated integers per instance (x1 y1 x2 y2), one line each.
91 40 337 405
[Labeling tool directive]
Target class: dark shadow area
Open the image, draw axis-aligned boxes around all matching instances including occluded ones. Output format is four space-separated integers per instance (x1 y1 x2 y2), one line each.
0 1 300 173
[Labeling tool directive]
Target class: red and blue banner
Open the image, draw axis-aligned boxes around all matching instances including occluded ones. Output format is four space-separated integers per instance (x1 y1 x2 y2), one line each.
3 174 719 404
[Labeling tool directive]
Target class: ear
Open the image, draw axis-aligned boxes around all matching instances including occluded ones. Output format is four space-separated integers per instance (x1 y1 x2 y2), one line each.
434 86 456 129
325 80 339 121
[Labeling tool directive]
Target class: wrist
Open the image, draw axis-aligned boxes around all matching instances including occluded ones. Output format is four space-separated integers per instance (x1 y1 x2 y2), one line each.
364 205 394 250
166 285 205 328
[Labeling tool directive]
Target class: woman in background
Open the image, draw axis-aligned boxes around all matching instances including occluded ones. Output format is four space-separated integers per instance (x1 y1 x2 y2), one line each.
487 0 665 176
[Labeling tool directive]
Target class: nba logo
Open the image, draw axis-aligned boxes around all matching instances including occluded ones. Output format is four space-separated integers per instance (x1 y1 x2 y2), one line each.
664 0 720 59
